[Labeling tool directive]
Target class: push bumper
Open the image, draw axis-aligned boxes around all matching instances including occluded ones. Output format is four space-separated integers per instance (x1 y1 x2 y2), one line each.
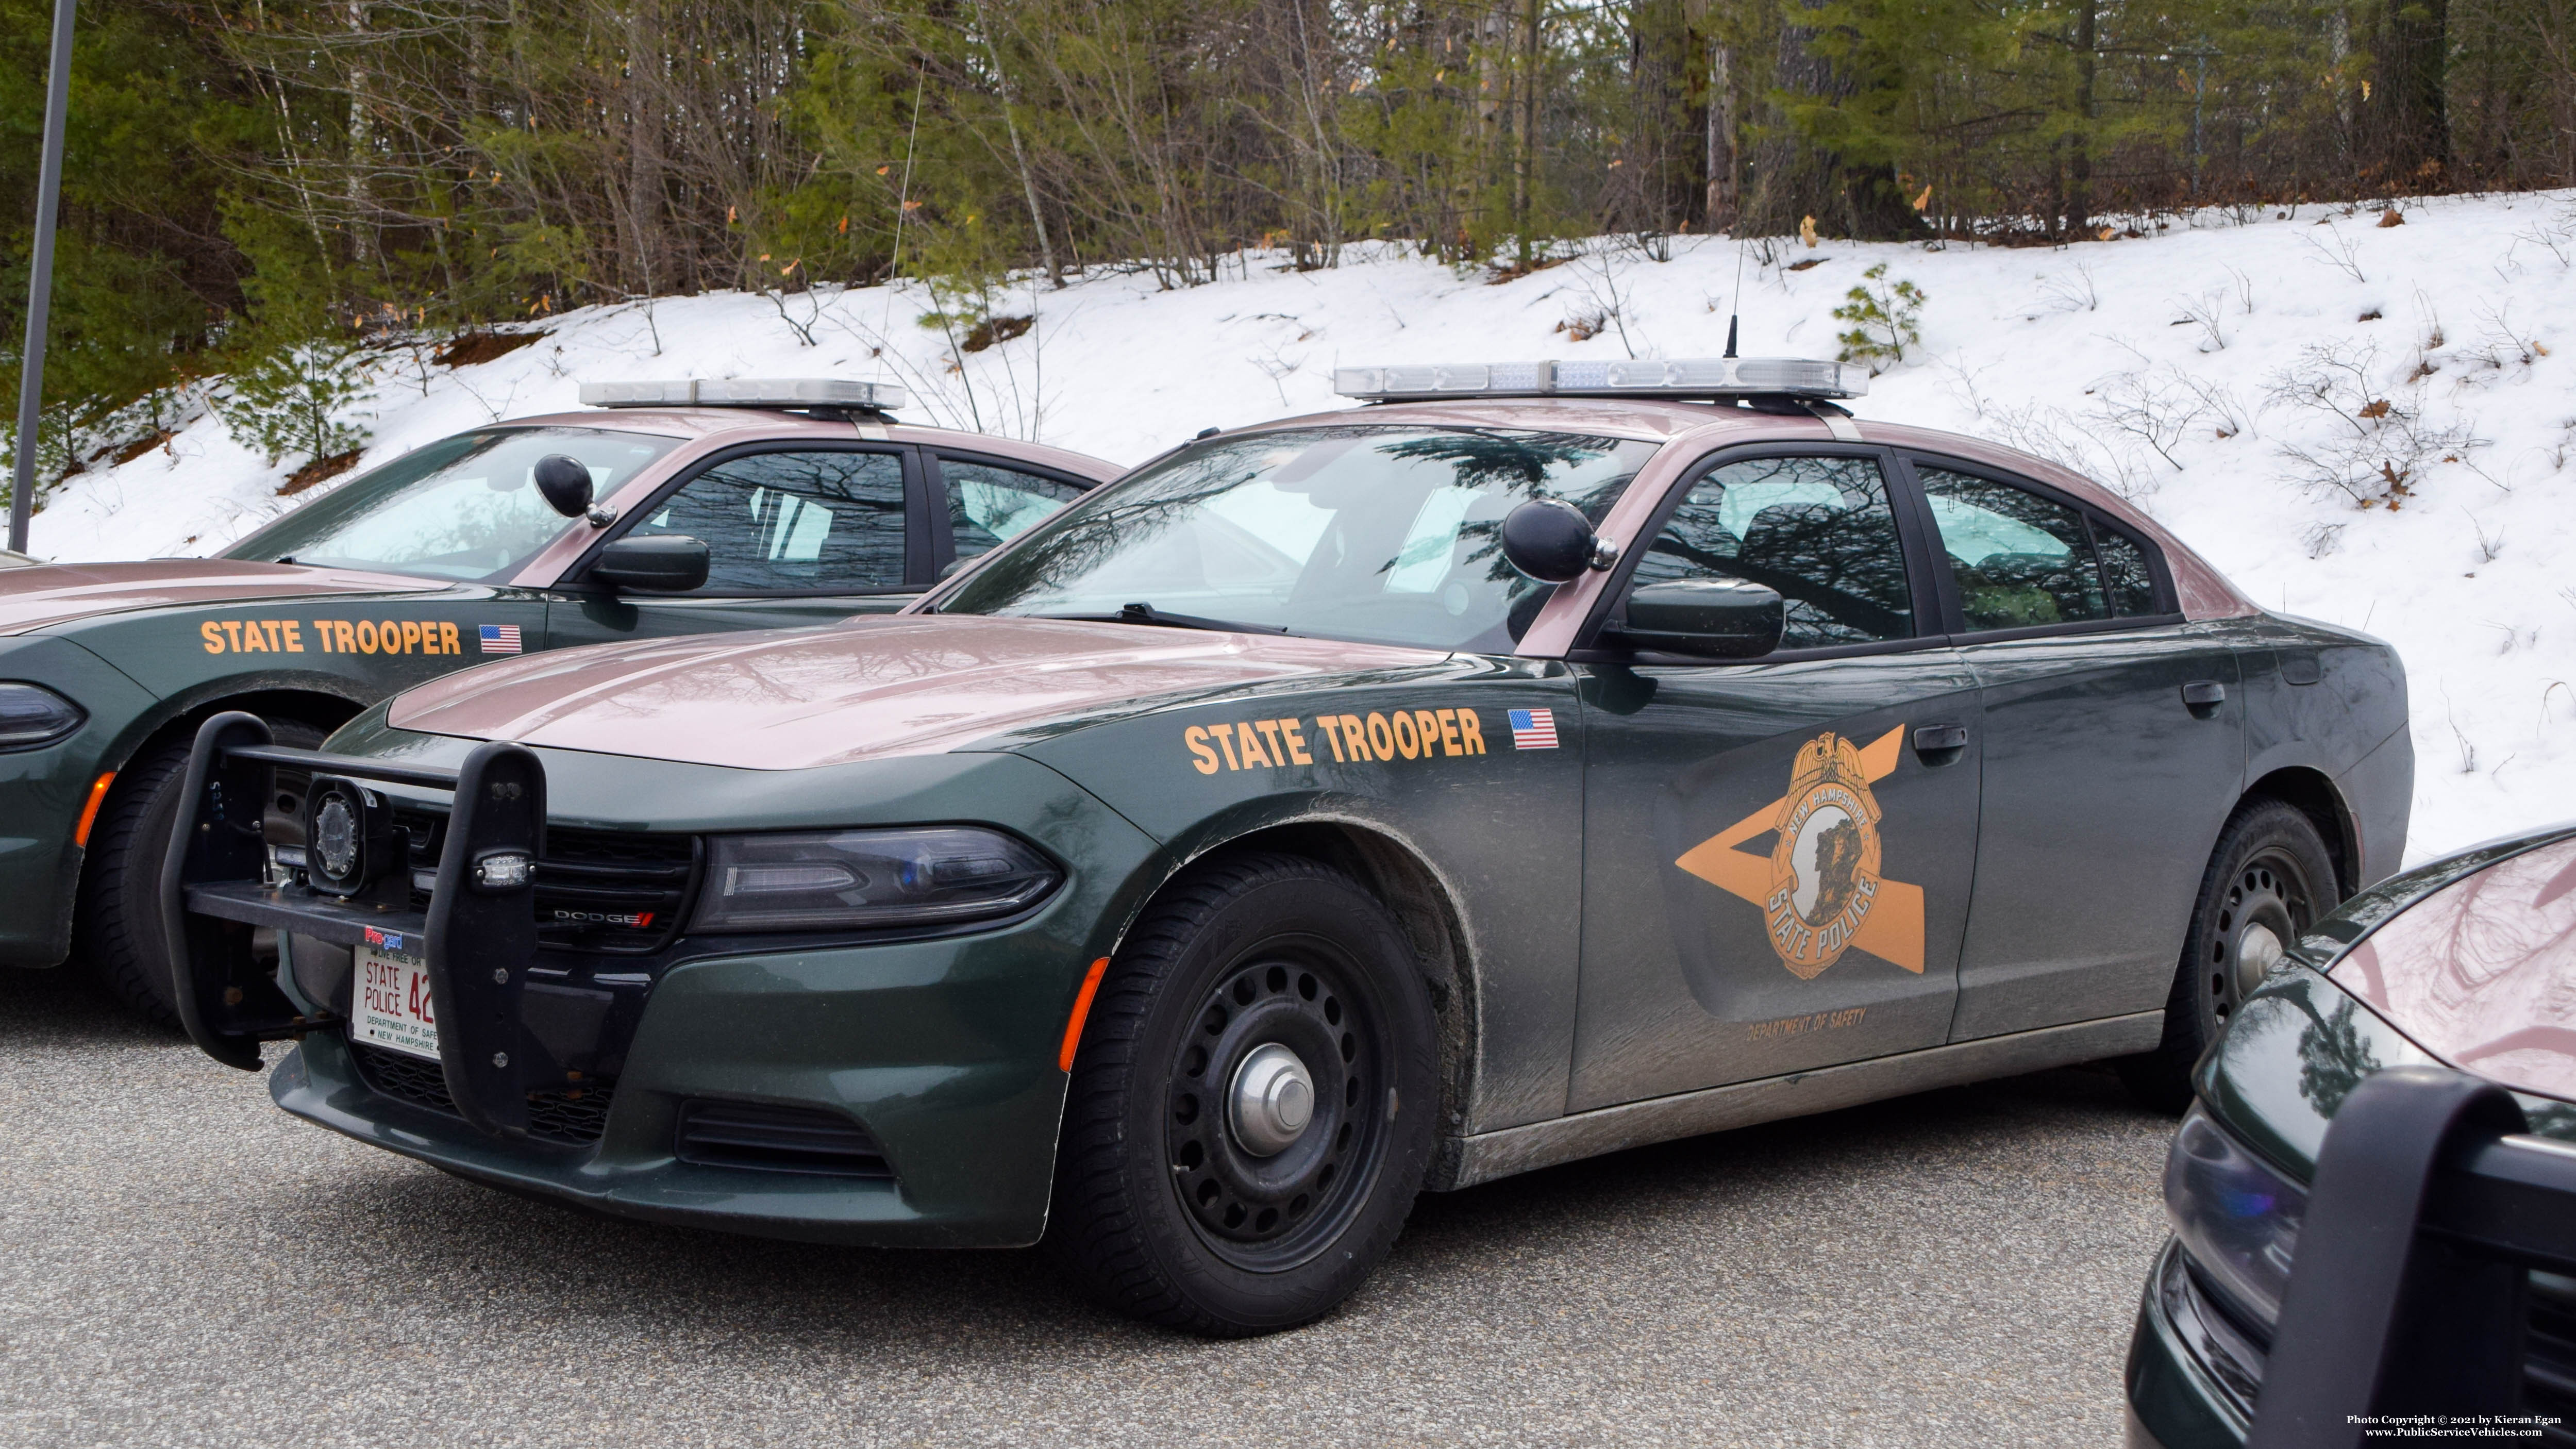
2126 1239 2255 1449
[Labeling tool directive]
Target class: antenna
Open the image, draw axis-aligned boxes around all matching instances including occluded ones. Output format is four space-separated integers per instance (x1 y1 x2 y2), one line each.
1724 215 1746 359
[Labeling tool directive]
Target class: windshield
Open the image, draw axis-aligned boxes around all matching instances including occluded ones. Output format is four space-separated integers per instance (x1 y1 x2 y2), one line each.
222 427 681 581
938 426 1659 652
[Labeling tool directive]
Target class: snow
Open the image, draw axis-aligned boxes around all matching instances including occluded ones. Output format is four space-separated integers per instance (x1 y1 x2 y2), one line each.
25 189 2576 863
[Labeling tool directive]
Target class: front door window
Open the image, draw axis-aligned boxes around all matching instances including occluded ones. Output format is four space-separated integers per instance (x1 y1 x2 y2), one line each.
627 449 908 593
1630 455 1914 649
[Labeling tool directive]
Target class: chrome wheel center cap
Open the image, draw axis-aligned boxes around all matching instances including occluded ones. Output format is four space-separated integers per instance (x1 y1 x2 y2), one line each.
1228 1043 1315 1157
2236 922 2285 998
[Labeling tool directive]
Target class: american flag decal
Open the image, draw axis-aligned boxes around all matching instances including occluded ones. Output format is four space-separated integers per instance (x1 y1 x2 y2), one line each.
1508 708 1559 750
478 624 523 655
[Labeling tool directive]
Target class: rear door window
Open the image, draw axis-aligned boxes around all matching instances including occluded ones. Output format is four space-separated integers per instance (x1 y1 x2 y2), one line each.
1630 454 1915 650
625 448 909 593
941 457 1085 565
1917 467 2113 632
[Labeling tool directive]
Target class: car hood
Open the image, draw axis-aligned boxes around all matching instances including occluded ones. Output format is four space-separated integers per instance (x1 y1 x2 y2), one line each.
0 559 446 636
387 614 1442 770
2329 832 2576 1102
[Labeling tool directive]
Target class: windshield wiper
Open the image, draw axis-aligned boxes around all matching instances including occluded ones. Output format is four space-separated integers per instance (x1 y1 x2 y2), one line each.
1031 602 1291 636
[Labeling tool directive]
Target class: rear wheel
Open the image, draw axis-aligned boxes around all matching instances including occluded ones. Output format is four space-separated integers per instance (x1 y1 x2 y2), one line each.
1045 853 1438 1336
2118 798 2337 1113
78 718 324 1028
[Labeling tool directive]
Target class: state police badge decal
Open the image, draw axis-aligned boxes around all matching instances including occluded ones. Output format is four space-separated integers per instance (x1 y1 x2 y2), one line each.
1670 724 1927 983
1763 732 1884 980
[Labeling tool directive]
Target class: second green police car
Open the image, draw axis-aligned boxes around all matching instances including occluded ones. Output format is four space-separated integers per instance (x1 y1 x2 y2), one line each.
164 356 2414 1335
0 378 1112 1023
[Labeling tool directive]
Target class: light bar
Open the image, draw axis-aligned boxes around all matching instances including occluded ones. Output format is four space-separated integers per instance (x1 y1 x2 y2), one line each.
579 378 908 411
1331 357 1867 403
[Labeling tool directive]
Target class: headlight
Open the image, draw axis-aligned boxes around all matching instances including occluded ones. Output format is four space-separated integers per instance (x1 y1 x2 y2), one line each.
690 827 1061 933
2164 1104 2309 1330
0 682 84 750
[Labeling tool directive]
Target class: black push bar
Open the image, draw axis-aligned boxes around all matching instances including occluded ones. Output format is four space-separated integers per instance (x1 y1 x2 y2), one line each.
2247 1064 2576 1447
161 710 550 1141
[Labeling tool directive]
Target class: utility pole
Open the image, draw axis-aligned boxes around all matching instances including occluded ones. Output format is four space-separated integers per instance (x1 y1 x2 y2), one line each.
9 0 77 555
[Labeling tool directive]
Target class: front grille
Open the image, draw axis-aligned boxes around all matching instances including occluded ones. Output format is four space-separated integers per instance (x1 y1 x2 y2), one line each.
533 827 698 953
391 810 698 954
674 1098 893 1177
2169 1247 2576 1439
348 1042 616 1146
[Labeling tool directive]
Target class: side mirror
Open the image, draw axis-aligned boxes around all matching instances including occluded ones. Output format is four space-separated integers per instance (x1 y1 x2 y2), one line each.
1618 577 1785 659
590 536 710 593
1500 498 1610 584
533 454 595 519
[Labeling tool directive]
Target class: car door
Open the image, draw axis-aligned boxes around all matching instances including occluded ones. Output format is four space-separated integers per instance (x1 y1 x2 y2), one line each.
543 442 923 648
924 448 1093 580
1568 446 1985 1111
1904 454 2247 1041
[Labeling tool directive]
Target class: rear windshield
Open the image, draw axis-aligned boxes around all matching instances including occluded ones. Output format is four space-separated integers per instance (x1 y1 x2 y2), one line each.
937 426 1659 653
223 427 680 582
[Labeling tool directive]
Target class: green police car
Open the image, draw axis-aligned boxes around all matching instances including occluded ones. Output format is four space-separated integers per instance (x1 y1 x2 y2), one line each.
0 379 1113 1022
167 357 2414 1335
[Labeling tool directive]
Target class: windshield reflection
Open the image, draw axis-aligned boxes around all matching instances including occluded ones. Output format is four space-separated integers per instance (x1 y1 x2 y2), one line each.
223 427 679 582
940 426 1658 653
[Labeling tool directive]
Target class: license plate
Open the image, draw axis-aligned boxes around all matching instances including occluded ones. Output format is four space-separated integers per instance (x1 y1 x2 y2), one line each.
353 942 440 1062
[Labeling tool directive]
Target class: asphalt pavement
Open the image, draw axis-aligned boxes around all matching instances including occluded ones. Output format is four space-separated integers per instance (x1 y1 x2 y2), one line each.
1 963 2176 1447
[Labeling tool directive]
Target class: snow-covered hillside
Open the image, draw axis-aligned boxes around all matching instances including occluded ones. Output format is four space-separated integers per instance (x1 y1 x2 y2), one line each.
27 189 2576 862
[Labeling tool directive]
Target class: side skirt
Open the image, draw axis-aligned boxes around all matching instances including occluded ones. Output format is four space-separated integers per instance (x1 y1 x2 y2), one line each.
1433 1011 2164 1190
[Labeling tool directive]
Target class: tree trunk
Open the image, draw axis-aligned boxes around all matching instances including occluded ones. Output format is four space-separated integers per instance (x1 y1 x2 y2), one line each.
2067 0 2097 238
969 0 1062 286
2369 0 2453 181
345 0 373 268
1707 38 1736 230
1744 0 1925 240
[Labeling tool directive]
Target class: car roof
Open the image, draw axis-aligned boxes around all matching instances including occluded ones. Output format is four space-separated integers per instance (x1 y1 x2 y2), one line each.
497 408 1125 484
1219 397 2254 621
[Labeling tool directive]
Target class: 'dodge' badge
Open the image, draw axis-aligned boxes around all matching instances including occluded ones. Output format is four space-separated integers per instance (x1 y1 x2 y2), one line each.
1672 725 1926 980
1764 733 1883 979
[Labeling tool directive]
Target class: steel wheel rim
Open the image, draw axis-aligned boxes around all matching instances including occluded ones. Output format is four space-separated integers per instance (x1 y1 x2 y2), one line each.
1164 935 1390 1272
2209 845 2315 1022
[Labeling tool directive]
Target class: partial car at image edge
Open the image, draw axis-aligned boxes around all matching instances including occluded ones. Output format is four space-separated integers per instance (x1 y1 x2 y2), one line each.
2126 822 2576 1449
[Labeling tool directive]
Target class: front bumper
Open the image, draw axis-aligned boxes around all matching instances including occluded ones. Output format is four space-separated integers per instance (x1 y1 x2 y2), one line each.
273 925 1092 1247
170 717 1170 1247
2126 1239 2257 1449
0 637 159 968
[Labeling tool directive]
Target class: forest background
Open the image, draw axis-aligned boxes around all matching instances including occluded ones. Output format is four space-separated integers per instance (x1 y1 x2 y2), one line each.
3 0 2572 485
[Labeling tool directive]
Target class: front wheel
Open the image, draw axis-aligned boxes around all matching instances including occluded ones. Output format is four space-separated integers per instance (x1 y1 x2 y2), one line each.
2118 798 2337 1113
1045 853 1439 1336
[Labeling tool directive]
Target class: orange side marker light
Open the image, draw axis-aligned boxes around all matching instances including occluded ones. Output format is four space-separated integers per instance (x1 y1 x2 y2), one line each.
72 772 116 848
1058 957 1112 1073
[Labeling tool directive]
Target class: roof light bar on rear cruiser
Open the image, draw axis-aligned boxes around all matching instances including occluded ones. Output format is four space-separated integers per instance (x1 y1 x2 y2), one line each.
578 378 909 412
1332 357 1867 403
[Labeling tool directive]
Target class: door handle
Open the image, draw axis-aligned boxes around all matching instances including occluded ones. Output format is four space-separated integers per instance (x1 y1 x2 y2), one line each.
2181 680 2227 717
1912 723 1969 759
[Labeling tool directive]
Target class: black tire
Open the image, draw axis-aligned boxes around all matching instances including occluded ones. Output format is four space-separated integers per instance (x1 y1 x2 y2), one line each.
1045 852 1440 1337
77 718 325 1028
2118 798 2338 1113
